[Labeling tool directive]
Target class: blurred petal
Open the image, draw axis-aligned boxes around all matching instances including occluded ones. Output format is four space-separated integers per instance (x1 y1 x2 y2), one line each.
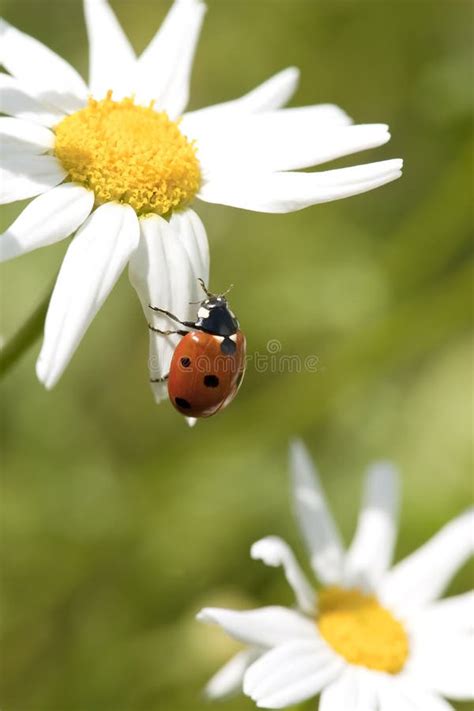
243 639 343 708
0 116 54 155
344 461 399 590
251 536 315 615
408 592 474 635
181 67 304 136
378 508 474 615
197 606 316 648
0 19 87 113
0 74 64 127
84 0 136 99
205 648 259 700
135 0 206 117
408 632 474 701
198 159 403 213
196 119 389 176
289 439 345 585
320 667 378 711
376 674 456 711
0 154 67 204
36 203 139 388
128 209 209 403
0 183 94 261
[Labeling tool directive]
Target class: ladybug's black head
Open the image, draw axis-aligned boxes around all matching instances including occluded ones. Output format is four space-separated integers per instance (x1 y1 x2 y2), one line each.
204 294 227 309
194 282 239 337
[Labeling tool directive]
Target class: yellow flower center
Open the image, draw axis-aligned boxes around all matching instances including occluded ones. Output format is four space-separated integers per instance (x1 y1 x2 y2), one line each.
54 92 201 216
317 587 409 674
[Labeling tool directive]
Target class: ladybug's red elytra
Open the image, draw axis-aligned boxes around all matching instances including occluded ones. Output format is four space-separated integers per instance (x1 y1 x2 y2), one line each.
148 280 246 418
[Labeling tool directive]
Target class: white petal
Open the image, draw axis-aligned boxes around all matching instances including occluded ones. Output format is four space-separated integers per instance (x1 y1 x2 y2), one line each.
36 203 139 388
183 103 352 146
409 591 474 635
129 217 184 403
319 667 378 711
0 154 67 204
344 461 399 590
197 606 316 648
407 631 474 701
289 439 345 585
243 639 343 709
128 209 208 403
251 536 315 615
0 73 64 127
0 19 87 113
0 116 54 155
205 648 259 700
0 183 94 262
198 159 403 213
376 674 456 711
181 67 304 137
170 209 210 287
83 0 136 100
135 0 206 117
378 508 474 615
196 119 390 176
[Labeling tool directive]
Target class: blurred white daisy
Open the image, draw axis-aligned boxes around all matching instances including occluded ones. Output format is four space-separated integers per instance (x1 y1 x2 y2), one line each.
0 0 402 396
199 440 474 710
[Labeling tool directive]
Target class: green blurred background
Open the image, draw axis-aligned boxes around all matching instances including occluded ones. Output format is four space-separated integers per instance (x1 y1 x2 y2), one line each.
1 0 473 709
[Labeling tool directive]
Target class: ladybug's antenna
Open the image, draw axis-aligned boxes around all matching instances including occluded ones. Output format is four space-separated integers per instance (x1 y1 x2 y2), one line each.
220 283 234 298
196 278 234 301
198 278 214 298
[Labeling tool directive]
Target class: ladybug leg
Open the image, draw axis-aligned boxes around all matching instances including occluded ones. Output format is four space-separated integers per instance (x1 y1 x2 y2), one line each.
148 305 196 329
148 324 188 337
150 373 169 383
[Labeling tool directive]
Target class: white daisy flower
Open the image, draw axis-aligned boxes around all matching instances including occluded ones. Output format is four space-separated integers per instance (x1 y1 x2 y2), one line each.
0 0 403 398
199 440 474 709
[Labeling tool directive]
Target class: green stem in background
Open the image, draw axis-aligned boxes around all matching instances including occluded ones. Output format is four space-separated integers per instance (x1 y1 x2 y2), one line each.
0 288 52 379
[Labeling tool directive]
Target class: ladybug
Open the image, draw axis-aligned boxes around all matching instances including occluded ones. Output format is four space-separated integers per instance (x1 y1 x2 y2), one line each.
148 279 246 418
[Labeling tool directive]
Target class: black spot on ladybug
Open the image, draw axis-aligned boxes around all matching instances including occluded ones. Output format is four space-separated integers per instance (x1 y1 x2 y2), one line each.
204 374 219 388
221 337 237 355
175 397 192 409
180 357 191 368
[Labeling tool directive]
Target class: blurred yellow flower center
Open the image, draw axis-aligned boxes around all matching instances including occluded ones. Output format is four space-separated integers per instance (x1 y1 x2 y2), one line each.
317 587 409 674
54 92 201 216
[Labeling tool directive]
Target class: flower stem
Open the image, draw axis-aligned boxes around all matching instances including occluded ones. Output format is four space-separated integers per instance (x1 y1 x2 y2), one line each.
0 288 51 379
